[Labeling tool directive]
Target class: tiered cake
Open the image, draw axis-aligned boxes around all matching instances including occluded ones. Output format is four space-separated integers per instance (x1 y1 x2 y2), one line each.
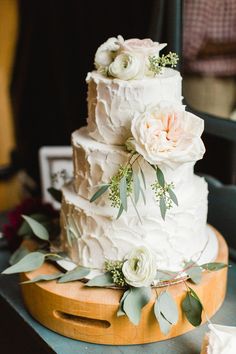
16 36 228 346
60 36 217 274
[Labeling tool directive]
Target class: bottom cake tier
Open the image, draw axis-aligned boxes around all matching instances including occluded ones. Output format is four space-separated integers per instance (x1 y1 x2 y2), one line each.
60 182 218 272
20 226 228 345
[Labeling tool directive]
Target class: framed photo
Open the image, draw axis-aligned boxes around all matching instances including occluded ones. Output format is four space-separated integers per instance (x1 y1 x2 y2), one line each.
39 146 73 208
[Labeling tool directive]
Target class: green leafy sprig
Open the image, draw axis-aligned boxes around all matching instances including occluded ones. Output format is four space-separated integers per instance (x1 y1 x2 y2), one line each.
104 259 126 287
149 52 179 75
182 285 203 327
90 153 178 221
151 165 178 220
90 153 145 220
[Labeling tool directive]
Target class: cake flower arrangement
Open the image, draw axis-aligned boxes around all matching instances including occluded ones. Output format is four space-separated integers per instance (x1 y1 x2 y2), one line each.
94 35 179 79
0 36 228 340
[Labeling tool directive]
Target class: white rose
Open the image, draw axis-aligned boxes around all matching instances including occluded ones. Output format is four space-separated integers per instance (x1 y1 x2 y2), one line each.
108 52 141 80
122 246 157 287
131 108 205 169
94 36 123 68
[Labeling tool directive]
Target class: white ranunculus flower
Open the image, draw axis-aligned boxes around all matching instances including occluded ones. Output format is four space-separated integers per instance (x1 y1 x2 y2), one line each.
108 52 141 80
94 36 123 68
122 246 157 287
131 108 205 169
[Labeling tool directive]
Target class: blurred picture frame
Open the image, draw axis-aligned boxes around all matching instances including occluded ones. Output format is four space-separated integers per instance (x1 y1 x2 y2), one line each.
39 146 73 208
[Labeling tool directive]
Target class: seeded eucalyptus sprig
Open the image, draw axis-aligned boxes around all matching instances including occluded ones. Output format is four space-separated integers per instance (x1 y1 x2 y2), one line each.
90 153 145 220
150 165 178 220
109 165 133 209
104 259 126 287
90 153 178 221
149 52 179 75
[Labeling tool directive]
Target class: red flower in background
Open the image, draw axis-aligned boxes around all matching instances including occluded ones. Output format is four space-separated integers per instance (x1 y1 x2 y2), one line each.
3 198 59 251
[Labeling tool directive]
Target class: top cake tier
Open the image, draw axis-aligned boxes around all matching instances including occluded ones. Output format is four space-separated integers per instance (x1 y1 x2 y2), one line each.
87 69 183 145
86 36 183 145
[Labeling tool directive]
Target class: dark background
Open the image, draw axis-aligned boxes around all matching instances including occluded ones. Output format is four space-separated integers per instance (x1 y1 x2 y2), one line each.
10 0 235 190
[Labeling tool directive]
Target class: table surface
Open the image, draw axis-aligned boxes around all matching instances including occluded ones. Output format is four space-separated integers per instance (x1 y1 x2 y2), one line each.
0 225 236 354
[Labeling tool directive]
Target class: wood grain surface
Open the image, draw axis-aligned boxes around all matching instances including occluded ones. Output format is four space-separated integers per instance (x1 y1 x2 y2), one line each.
20 226 228 345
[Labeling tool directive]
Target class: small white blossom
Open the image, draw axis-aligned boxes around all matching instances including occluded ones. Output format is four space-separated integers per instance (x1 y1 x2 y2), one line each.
94 36 122 69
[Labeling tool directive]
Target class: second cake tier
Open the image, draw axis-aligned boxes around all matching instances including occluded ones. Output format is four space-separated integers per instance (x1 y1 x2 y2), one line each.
61 127 213 271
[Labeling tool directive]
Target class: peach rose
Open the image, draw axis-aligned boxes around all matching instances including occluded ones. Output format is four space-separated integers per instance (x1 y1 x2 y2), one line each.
130 107 205 169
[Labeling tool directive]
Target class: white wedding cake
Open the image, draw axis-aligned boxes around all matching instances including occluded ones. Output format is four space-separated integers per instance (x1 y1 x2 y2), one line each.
60 36 217 274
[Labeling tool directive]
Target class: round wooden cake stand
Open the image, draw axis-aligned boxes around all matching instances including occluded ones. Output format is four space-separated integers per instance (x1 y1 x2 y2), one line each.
20 226 228 345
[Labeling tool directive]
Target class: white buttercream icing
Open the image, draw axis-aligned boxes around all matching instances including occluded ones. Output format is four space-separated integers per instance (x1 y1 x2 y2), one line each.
205 324 236 354
72 126 203 207
60 174 210 271
86 69 183 145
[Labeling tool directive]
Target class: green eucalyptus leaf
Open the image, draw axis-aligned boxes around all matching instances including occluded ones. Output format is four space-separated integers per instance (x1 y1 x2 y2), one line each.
9 245 30 266
123 286 152 325
21 272 63 284
117 289 131 317
22 215 49 241
140 168 146 189
18 220 32 236
116 204 124 219
47 187 62 203
160 196 167 220
154 297 171 335
18 213 49 236
188 287 202 303
46 254 64 261
158 291 178 325
2 252 46 274
201 262 228 271
150 164 156 171
130 197 142 224
86 272 114 287
140 187 146 205
133 172 140 204
156 166 165 188
168 188 178 206
181 289 202 327
119 176 128 211
90 184 110 203
187 264 202 284
58 266 90 283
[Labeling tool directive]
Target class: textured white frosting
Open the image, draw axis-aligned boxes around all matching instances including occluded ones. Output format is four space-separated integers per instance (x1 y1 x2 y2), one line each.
86 69 183 145
72 127 202 205
60 54 212 274
60 127 211 271
61 179 209 271
205 324 236 354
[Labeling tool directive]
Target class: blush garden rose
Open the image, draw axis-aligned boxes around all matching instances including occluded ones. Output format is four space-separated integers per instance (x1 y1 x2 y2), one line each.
130 107 205 169
122 246 157 287
120 38 167 57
